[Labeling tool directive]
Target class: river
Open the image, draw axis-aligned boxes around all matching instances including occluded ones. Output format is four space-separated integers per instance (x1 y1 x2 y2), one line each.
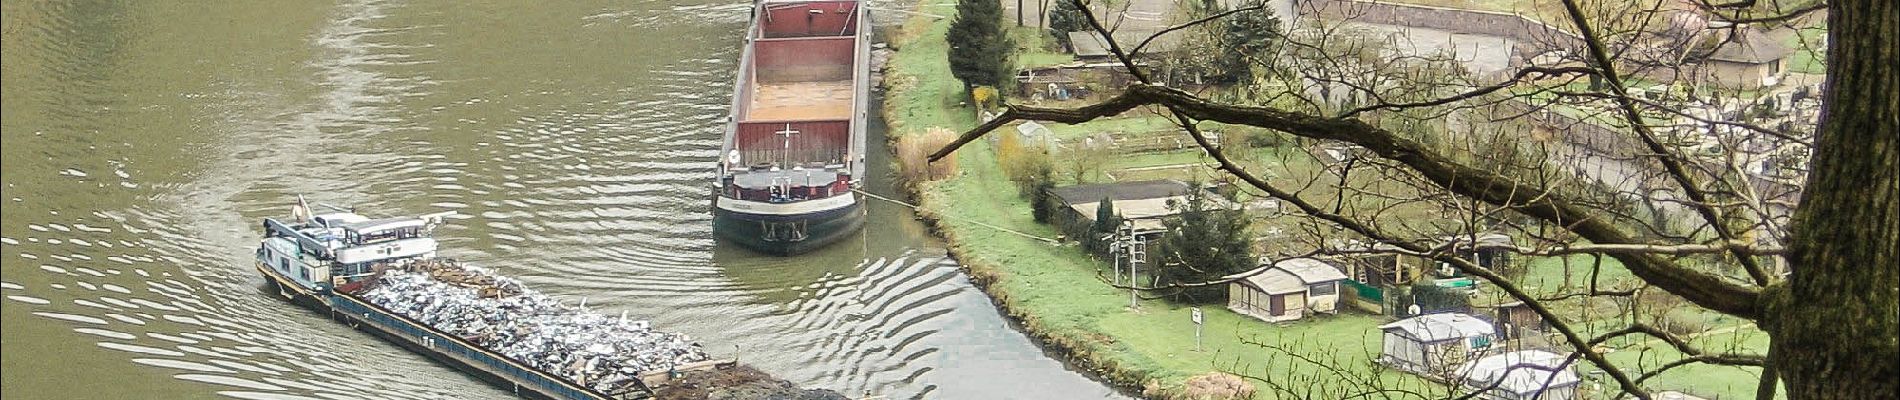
0 0 1126 398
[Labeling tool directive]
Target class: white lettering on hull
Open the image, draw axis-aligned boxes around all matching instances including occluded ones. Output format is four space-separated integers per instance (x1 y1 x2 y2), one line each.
716 194 858 216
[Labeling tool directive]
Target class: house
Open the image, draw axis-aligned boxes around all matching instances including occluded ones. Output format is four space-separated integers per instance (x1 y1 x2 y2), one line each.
1488 301 1549 338
1692 27 1794 89
1428 233 1516 280
1332 241 1427 314
1453 350 1580 400
1378 313 1498 375
1046 180 1233 243
1229 258 1349 322
1332 233 1514 315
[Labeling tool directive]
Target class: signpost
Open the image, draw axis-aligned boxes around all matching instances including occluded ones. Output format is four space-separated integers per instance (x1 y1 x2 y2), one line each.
1191 307 1203 352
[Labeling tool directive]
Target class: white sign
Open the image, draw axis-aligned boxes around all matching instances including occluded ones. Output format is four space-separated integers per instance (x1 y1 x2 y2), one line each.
1191 307 1203 324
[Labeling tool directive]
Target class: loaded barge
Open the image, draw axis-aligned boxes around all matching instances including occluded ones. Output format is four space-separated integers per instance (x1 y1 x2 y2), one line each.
255 201 729 399
714 0 873 255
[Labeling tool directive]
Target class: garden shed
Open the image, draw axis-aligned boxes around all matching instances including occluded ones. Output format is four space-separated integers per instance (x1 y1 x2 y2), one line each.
1047 180 1201 241
1228 258 1348 322
1378 313 1498 375
1453 350 1580 400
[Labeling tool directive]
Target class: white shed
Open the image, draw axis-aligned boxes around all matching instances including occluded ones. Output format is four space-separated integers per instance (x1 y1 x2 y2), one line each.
1378 313 1498 375
1229 258 1348 322
1454 350 1580 400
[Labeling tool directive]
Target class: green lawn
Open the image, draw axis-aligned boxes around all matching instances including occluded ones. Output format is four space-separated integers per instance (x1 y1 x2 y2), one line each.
1013 26 1075 69
1786 25 1827 75
1042 115 1184 139
882 2 980 137
888 4 1447 397
1593 327 1780 399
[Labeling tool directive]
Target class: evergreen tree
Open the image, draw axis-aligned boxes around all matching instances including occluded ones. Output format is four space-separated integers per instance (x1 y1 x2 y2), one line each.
1047 0 1087 46
1181 0 1279 84
947 0 1015 88
1156 185 1253 303
1087 197 1121 254
1030 168 1058 222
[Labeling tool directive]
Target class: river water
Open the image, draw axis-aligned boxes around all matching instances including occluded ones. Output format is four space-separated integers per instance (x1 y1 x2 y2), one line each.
0 1 1126 398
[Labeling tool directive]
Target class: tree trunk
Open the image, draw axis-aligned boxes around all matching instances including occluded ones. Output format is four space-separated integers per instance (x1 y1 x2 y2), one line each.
1764 0 1899 398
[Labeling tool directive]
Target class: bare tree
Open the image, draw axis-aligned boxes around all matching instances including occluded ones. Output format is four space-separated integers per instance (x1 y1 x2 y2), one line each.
932 0 1892 398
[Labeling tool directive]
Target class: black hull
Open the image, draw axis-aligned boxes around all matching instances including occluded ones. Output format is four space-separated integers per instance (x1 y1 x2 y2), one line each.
713 197 865 256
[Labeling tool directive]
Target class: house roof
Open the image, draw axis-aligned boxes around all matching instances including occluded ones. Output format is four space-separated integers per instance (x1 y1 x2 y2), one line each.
1067 30 1181 58
1454 350 1581 396
1049 180 1192 206
1270 258 1348 284
1069 197 1177 234
1705 29 1793 64
1241 268 1308 294
1379 313 1495 342
1240 258 1347 294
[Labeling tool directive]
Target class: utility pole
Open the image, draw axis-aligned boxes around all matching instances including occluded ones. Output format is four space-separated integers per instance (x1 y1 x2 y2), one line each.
1124 219 1144 310
1017 0 1024 27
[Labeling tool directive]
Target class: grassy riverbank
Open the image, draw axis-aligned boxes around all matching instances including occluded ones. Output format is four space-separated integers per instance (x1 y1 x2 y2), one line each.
879 4 1439 398
878 3 1771 399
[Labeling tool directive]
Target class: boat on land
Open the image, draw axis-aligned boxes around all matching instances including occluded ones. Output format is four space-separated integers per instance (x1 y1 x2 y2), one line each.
714 0 873 255
254 198 730 400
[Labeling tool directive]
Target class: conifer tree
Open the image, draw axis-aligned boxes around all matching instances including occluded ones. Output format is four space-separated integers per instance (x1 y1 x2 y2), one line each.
947 0 1015 88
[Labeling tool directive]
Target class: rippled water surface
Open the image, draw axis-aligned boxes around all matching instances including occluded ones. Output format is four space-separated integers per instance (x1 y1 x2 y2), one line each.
0 1 1126 398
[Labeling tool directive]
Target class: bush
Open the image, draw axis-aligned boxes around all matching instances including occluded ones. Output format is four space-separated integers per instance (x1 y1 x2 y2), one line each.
1404 283 1472 315
1030 170 1058 222
995 130 1054 196
896 127 961 190
972 86 1000 110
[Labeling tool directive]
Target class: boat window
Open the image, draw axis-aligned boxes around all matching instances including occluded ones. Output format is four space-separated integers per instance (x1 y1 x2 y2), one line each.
279 258 290 273
358 227 419 244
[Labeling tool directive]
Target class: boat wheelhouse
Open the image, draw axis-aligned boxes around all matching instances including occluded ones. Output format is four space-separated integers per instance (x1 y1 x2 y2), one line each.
713 0 872 255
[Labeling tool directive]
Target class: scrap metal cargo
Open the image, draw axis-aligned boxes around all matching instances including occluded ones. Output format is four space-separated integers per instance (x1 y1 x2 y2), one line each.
254 199 731 400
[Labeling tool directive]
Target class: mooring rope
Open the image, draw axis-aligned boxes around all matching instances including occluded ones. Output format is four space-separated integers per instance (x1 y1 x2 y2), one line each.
853 189 1059 244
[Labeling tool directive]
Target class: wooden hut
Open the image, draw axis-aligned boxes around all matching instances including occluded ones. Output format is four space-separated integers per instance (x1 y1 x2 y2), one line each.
1229 258 1349 322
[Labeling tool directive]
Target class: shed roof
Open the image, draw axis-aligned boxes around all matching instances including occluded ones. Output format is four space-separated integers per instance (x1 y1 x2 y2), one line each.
1454 350 1580 396
1241 268 1307 294
1380 313 1495 342
1049 180 1191 206
1705 30 1793 64
1269 258 1348 284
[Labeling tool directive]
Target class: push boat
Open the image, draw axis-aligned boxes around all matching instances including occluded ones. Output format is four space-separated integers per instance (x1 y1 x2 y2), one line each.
714 0 873 255
254 200 729 400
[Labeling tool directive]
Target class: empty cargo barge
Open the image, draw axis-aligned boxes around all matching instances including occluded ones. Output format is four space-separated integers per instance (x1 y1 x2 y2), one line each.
713 0 873 255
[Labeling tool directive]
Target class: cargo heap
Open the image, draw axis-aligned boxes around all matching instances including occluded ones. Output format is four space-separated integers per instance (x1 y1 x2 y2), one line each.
255 200 730 399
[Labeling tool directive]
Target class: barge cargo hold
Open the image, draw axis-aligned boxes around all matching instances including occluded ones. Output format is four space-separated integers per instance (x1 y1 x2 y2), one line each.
714 0 873 255
254 202 728 399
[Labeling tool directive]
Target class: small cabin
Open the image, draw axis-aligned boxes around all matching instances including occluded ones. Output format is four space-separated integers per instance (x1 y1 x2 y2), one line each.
1454 350 1580 400
1046 180 1237 254
1379 313 1498 376
1229 258 1348 322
